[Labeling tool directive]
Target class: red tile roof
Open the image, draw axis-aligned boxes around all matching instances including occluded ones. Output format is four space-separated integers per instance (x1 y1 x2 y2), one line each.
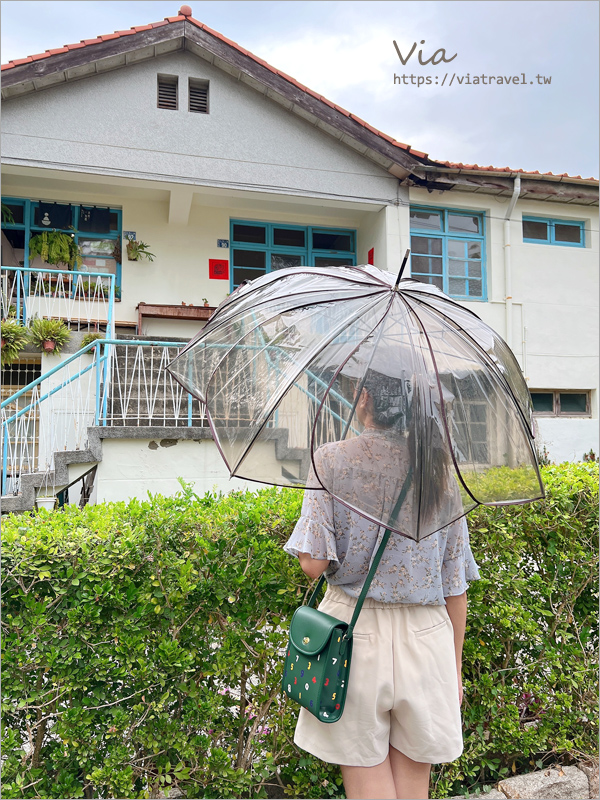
2 6 597 184
433 160 598 182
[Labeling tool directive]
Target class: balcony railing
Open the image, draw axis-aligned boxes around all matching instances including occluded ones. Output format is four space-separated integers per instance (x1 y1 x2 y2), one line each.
1 265 115 333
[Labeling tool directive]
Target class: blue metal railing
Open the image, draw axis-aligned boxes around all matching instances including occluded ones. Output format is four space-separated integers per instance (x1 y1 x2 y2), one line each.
1 265 115 334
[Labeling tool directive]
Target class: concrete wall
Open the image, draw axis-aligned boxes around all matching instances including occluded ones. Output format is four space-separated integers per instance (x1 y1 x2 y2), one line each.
95 436 284 502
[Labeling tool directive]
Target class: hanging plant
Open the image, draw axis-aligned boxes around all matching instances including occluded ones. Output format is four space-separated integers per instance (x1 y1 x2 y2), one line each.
80 331 105 352
28 318 71 355
126 240 155 262
1 319 30 367
28 229 82 269
2 204 15 225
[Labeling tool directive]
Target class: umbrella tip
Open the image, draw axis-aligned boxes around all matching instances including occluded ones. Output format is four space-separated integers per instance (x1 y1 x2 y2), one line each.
394 249 411 288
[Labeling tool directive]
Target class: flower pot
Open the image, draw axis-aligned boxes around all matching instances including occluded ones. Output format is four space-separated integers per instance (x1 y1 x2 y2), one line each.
36 496 56 510
42 339 56 353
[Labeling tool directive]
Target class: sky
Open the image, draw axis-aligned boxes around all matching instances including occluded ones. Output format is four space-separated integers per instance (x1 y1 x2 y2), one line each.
1 0 598 179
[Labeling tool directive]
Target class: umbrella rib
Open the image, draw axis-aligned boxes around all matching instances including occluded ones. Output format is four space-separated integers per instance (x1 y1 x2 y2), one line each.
396 292 481 510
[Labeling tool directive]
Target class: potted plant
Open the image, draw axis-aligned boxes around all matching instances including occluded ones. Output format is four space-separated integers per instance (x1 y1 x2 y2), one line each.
28 229 82 269
126 240 155 262
80 331 105 353
29 318 71 355
1 319 30 367
202 297 210 307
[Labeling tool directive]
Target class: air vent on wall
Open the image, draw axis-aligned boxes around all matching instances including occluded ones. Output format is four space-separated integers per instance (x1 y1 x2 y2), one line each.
157 75 178 110
189 79 209 113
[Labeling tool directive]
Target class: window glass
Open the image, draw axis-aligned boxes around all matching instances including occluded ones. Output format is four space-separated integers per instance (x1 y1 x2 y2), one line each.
80 239 116 257
468 279 482 297
448 260 466 276
448 240 465 258
554 223 582 244
449 277 467 296
523 220 549 240
273 228 305 248
409 210 442 231
312 231 352 251
233 249 265 269
233 267 265 284
271 254 303 270
313 256 352 268
531 393 554 413
233 224 266 244
468 262 482 279
448 213 480 234
411 236 442 256
559 393 587 414
468 241 482 258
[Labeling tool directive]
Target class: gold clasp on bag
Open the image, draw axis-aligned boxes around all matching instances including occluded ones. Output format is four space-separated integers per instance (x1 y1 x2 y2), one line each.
302 636 310 644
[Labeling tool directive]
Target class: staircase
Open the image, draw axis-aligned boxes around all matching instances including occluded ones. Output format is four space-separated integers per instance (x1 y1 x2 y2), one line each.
1 335 311 512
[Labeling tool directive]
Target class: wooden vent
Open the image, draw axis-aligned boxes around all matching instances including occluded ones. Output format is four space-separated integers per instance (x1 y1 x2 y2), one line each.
189 79 209 113
157 75 178 110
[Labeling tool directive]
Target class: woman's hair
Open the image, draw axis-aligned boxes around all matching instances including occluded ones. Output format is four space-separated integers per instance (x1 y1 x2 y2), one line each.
362 370 410 430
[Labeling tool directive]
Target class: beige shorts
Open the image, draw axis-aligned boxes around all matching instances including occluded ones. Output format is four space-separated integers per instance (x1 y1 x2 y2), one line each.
293 584 463 767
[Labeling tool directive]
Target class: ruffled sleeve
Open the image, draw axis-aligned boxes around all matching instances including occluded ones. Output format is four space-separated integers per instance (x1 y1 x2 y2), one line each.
284 485 340 565
441 516 480 597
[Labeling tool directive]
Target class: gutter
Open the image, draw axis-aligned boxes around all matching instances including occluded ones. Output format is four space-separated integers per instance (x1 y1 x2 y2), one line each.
503 176 521 348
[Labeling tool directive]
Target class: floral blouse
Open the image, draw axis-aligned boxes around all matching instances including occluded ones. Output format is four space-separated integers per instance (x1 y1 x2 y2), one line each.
284 430 480 605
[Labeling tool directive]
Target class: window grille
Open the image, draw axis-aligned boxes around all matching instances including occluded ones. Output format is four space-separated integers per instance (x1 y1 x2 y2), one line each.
189 79 209 113
157 75 178 110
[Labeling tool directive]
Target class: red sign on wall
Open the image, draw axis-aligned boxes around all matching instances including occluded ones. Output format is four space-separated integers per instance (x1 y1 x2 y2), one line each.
367 247 375 265
209 259 229 280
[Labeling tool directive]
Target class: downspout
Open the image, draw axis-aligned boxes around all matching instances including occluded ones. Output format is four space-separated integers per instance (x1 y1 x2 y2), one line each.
503 176 521 348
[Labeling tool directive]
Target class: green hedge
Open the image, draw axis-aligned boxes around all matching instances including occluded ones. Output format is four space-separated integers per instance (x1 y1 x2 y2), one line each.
1 464 598 799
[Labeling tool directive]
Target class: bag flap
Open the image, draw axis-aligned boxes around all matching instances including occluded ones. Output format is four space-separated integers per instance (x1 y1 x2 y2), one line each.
289 606 348 656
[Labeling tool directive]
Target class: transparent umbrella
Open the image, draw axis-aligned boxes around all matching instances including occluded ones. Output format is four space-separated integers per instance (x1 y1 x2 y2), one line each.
167 261 544 541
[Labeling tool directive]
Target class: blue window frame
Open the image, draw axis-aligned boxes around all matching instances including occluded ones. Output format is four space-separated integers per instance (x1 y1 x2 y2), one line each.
409 206 486 301
229 220 356 289
1 197 123 298
522 216 585 247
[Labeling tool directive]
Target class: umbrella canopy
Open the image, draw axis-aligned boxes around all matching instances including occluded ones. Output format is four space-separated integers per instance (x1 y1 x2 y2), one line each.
167 264 544 541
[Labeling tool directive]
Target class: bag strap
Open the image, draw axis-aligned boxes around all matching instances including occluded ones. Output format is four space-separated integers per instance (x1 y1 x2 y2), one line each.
307 467 414 632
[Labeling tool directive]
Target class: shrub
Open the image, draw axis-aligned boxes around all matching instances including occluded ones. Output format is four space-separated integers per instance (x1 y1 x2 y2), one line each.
1 465 598 799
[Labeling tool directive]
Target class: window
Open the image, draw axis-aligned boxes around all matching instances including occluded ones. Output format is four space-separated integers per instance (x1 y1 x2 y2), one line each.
410 207 486 300
157 75 178 110
230 220 356 288
1 197 122 299
522 216 585 247
189 78 209 113
530 390 591 417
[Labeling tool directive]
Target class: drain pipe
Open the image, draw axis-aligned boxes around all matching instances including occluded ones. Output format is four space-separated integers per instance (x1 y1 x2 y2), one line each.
503 176 521 348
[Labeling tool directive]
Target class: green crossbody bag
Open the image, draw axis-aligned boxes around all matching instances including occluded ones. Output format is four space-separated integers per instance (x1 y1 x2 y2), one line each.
282 469 412 724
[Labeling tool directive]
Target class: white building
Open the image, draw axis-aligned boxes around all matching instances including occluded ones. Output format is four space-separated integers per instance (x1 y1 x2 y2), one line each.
1 5 597 510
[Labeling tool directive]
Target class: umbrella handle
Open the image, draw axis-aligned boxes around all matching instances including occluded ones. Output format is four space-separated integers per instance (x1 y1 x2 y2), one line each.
394 249 411 288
